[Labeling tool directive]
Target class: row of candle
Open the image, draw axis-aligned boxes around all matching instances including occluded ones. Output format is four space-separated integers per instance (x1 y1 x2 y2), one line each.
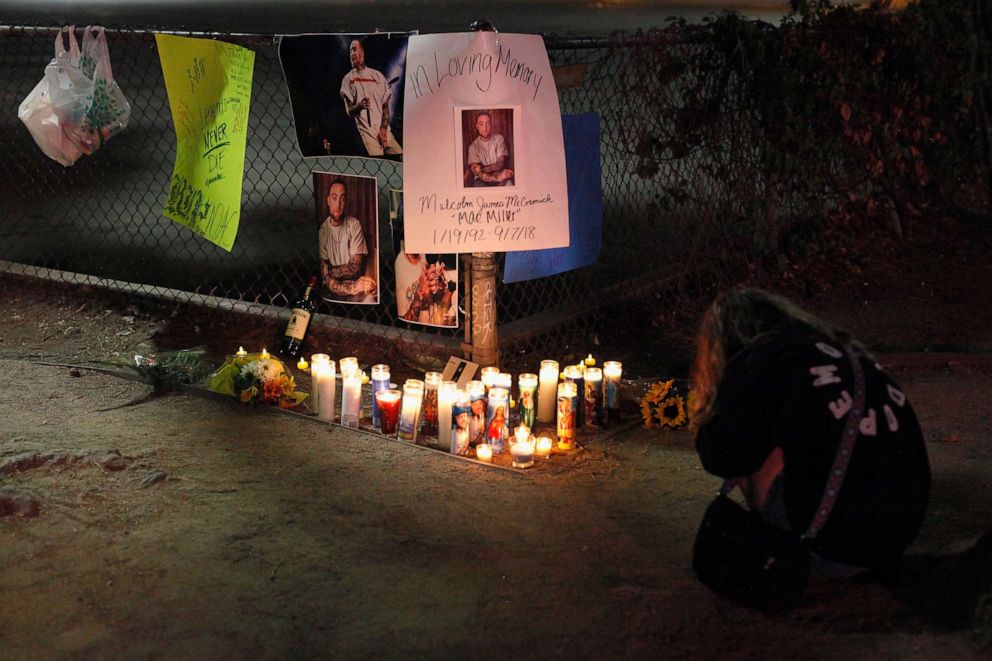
240 347 623 466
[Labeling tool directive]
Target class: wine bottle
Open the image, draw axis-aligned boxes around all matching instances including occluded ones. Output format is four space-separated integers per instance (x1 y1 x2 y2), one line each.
281 276 318 358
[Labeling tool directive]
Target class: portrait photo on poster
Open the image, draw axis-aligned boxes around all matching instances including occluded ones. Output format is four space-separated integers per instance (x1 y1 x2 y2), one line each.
395 241 459 328
455 107 519 189
313 171 380 305
279 32 410 160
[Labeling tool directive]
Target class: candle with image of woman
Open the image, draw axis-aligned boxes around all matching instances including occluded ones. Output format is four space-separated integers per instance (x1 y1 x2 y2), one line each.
583 366 604 429
517 373 538 430
486 387 510 454
563 364 585 429
557 381 577 450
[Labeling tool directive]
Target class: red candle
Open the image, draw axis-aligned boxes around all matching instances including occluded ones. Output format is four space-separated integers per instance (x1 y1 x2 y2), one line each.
376 389 402 435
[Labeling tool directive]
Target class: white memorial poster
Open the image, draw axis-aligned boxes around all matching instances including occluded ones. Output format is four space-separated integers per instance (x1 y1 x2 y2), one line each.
403 32 569 253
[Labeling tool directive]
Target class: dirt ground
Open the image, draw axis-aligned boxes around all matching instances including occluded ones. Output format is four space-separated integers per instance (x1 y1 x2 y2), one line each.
1 232 992 659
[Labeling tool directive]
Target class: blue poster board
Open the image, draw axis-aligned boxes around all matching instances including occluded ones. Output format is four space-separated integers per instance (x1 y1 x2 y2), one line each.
503 113 603 283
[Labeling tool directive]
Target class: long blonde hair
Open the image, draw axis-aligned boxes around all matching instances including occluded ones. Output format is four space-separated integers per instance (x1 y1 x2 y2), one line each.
689 288 857 433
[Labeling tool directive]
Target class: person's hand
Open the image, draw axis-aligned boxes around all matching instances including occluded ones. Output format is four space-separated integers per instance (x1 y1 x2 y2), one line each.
358 97 371 110
470 164 482 176
496 168 514 182
354 276 377 297
378 127 388 147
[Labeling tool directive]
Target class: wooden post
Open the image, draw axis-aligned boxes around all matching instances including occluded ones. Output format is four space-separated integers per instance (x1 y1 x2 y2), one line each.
470 252 498 367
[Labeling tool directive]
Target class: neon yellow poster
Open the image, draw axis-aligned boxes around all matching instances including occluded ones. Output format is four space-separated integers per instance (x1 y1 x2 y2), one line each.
156 34 255 252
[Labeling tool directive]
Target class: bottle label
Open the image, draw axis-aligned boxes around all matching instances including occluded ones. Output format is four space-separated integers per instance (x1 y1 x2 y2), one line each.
285 308 311 340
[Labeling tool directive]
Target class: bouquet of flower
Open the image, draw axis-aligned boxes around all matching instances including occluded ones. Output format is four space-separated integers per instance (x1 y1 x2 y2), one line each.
208 353 307 409
640 379 692 430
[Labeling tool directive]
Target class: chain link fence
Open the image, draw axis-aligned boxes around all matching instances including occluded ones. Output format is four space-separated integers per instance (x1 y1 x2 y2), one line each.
0 25 760 367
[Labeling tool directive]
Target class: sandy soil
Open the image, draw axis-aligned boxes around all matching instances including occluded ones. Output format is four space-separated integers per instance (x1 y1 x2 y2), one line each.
1 269 991 658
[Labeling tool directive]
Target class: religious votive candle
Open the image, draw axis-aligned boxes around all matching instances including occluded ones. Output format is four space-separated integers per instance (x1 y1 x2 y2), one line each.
467 380 487 447
486 387 510 454
397 379 425 441
537 360 559 424
511 426 535 469
583 367 604 429
517 373 538 430
235 346 248 365
260 348 270 360
557 381 578 450
475 443 493 463
376 389 402 435
370 364 391 429
480 366 500 392
584 354 596 367
297 357 309 371
535 436 553 458
438 380 457 452
421 372 442 437
603 360 623 425
341 369 362 428
451 389 471 455
563 364 585 429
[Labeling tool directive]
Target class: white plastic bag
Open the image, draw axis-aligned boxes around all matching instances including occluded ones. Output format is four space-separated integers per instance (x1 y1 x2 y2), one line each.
17 26 131 166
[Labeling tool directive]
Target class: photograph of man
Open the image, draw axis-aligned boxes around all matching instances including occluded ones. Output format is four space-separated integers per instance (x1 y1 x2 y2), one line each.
314 171 379 304
278 33 408 159
394 246 458 327
341 38 403 157
462 109 515 187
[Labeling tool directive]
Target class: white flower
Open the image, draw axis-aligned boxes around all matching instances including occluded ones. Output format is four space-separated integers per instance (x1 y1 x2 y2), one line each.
257 359 280 383
239 361 261 380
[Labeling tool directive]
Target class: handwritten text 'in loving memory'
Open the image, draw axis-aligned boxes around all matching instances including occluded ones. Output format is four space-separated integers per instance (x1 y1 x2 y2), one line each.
407 43 545 100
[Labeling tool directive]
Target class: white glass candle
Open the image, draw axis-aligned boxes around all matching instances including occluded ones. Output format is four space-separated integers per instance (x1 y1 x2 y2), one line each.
511 426 535 469
583 367 604 428
339 356 359 377
517 373 538 430
438 380 457 452
309 353 330 415
480 366 500 391
475 443 493 463
341 370 361 428
315 358 337 423
603 360 623 424
537 360 559 424
371 364 390 429
494 372 513 390
486 387 510 454
535 436 553 458
397 379 425 441
557 381 578 449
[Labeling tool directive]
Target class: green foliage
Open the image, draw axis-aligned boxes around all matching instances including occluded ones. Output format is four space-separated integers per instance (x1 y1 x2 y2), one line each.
120 348 210 393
